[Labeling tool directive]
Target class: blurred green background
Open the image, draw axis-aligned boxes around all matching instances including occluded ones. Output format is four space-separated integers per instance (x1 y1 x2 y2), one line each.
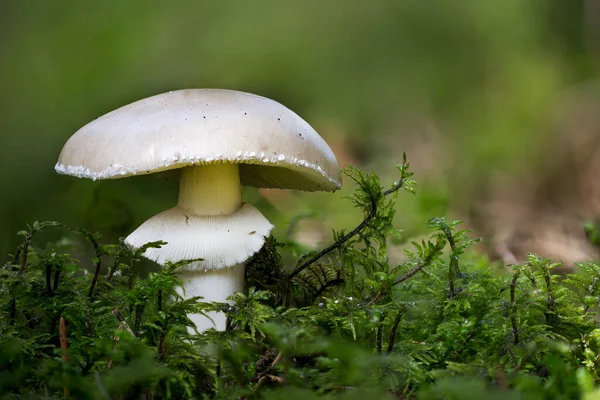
1 0 598 262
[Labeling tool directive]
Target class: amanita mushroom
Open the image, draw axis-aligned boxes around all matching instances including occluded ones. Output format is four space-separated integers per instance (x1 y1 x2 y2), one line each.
55 89 341 331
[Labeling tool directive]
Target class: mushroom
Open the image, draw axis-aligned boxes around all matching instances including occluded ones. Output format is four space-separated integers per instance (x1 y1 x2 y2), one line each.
55 89 341 332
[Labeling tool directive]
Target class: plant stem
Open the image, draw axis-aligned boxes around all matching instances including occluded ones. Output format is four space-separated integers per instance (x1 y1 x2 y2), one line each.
9 232 33 324
441 225 459 299
88 256 102 299
106 253 122 282
386 308 406 354
112 308 134 335
376 312 387 354
53 269 61 292
393 245 443 286
289 168 409 280
510 271 520 345
19 233 32 274
59 317 69 398
540 262 555 324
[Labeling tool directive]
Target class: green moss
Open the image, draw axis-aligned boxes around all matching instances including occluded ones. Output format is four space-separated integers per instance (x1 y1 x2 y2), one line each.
1 156 599 399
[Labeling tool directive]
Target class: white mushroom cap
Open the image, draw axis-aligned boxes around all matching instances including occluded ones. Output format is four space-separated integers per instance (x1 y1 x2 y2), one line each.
55 89 341 191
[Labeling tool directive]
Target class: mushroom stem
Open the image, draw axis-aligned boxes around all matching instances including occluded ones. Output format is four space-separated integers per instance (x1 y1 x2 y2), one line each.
175 163 246 332
177 264 245 332
178 164 242 215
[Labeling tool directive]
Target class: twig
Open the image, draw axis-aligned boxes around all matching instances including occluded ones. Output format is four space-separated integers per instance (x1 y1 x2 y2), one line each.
510 271 520 345
106 309 136 369
289 197 378 280
9 232 33 324
289 166 409 280
367 243 443 306
157 291 168 362
253 351 284 392
441 225 458 299
271 351 283 367
19 232 32 274
386 308 405 354
12 247 22 267
112 308 134 335
59 317 69 398
393 249 440 286
88 252 102 299
53 269 61 292
105 253 122 282
540 262 555 324
376 312 387 354
584 276 600 314
253 376 268 392
265 374 284 383
59 317 69 361
312 278 344 300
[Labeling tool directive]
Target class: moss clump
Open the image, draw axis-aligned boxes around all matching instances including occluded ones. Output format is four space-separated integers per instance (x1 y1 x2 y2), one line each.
1 155 600 399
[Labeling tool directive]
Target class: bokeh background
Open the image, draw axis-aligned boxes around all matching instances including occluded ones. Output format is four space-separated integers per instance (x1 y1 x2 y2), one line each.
1 0 599 266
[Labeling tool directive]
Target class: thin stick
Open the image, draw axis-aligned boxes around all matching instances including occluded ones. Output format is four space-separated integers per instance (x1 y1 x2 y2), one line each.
9 233 33 324
271 351 283 367
59 317 69 398
19 233 32 274
289 198 377 280
53 269 61 292
367 244 443 307
441 225 458 298
88 256 102 299
540 262 555 324
376 312 387 354
289 162 410 280
386 309 405 354
393 247 441 286
59 317 69 362
112 308 134 335
253 351 284 392
510 272 520 345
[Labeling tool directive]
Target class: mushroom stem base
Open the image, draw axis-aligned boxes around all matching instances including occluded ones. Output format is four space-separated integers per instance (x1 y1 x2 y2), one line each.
176 264 245 332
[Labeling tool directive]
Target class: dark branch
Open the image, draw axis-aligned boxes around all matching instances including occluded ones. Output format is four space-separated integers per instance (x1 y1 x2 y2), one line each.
88 249 102 299
510 271 520 345
386 308 406 354
376 312 387 354
393 247 441 286
289 169 409 280
312 278 344 301
367 243 443 306
441 225 459 299
19 233 32 274
9 232 33 324
540 262 555 325
53 269 61 292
